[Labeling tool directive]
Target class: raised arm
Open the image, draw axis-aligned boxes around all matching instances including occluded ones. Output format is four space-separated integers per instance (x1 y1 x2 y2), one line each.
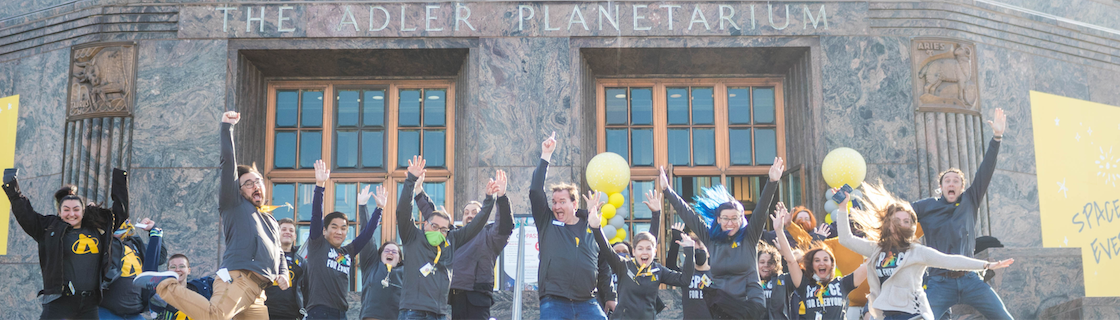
309 160 331 241
914 245 1013 271
356 184 380 275
413 173 434 221
488 170 515 251
665 223 684 272
772 207 803 288
397 156 426 242
834 193 877 257
530 132 558 229
451 184 497 246
2 170 50 241
644 189 663 238
586 191 623 273
110 168 130 229
964 108 1005 209
659 234 695 287
218 111 241 211
748 158 784 243
346 185 386 256
660 166 709 244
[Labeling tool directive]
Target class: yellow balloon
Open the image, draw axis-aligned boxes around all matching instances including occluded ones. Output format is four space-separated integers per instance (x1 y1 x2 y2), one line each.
601 203 617 220
608 193 625 209
821 147 867 188
615 228 628 241
586 152 631 194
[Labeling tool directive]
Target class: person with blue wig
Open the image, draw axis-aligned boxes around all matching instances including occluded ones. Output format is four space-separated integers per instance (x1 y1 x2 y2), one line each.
659 157 784 319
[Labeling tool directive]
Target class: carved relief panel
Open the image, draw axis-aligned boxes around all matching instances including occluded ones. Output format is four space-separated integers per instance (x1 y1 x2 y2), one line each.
66 42 137 119
911 38 979 114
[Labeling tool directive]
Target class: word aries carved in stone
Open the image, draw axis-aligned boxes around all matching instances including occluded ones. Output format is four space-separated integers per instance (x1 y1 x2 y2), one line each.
918 44 974 107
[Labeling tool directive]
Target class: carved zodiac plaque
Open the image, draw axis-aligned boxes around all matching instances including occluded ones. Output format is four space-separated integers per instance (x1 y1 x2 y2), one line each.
911 38 979 114
67 42 137 119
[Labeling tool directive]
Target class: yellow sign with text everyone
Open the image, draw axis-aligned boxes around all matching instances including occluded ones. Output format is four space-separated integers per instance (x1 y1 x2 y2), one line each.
1031 91 1120 297
0 95 18 255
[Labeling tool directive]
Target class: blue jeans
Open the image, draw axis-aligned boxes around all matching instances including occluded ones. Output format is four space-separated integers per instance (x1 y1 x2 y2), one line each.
97 306 144 320
925 272 1014 320
539 296 607 320
882 311 921 320
398 309 446 320
306 305 346 320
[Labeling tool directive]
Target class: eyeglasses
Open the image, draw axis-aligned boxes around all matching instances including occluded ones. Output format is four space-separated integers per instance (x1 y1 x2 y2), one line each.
241 178 263 189
717 216 739 223
427 222 450 233
383 248 399 254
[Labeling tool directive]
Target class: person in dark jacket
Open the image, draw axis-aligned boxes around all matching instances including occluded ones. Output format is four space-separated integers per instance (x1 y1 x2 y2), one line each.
264 218 307 320
3 167 128 320
150 254 216 320
359 240 404 320
99 218 168 320
666 223 714 320
914 108 1011 320
444 170 513 320
659 156 782 319
531 132 616 320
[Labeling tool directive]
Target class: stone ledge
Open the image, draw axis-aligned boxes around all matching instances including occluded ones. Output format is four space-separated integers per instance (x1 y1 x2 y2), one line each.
1041 297 1120 320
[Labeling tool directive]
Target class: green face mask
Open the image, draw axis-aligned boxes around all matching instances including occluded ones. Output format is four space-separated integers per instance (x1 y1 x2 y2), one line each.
425 231 446 247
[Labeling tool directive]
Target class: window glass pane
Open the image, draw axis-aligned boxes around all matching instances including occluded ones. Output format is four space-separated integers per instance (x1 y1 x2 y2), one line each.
631 181 653 219
754 128 777 165
335 131 358 168
631 129 653 166
418 182 446 221
424 89 446 127
364 90 385 127
297 225 309 246
274 131 296 169
632 222 651 239
667 129 690 166
396 184 418 220
301 90 323 127
299 131 322 169
672 176 723 201
298 183 316 221
753 87 775 124
691 87 714 125
337 90 360 127
605 129 628 162
334 183 358 216
359 182 383 237
727 88 751 124
727 176 765 211
423 130 446 167
630 88 653 125
343 227 356 246
397 130 420 168
271 183 295 222
605 88 627 125
361 130 384 168
729 129 752 165
666 88 689 125
276 90 299 128
693 129 715 166
399 89 421 127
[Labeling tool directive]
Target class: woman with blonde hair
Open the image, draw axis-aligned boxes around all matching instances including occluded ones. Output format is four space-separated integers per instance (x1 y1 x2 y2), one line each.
835 183 1014 320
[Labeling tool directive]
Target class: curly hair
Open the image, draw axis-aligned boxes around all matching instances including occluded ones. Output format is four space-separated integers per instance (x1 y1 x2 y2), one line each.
800 242 836 281
849 182 918 253
757 241 783 272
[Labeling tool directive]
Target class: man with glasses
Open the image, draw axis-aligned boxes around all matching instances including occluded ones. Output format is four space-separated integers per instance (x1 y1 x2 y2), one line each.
135 111 289 320
395 155 497 320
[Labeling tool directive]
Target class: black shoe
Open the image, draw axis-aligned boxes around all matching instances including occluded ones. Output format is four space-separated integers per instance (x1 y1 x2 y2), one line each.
133 271 179 291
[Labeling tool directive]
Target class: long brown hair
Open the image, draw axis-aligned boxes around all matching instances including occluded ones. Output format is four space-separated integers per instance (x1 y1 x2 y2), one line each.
800 242 835 281
850 182 918 253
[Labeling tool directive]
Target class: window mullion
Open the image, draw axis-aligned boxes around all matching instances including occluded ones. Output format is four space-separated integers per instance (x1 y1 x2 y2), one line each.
715 83 730 171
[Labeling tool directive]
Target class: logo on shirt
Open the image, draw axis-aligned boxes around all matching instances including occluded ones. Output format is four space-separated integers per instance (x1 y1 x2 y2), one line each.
120 245 142 277
876 251 906 279
326 248 351 275
803 281 846 310
72 233 99 254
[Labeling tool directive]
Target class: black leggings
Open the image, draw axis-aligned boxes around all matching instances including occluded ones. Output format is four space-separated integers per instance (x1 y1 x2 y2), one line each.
41 294 100 320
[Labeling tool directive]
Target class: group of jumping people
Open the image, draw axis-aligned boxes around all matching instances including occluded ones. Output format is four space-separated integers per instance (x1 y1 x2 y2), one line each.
3 108 1017 320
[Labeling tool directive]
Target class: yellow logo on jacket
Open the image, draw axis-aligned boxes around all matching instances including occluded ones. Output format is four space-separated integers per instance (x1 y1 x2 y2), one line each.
72 233 99 254
120 245 142 277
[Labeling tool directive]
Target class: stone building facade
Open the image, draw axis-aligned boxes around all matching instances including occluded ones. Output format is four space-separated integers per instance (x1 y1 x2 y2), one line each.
1 0 1119 318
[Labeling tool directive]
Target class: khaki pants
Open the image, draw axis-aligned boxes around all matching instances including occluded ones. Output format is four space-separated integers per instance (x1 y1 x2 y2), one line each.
157 269 271 320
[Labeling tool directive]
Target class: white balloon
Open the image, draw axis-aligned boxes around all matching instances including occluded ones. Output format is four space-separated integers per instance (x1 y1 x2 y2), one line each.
602 225 617 239
825 188 836 201
610 215 626 229
824 200 838 214
850 190 863 199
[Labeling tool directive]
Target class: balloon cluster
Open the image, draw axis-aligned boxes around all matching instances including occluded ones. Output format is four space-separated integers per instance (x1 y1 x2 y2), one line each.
587 152 631 243
821 147 867 224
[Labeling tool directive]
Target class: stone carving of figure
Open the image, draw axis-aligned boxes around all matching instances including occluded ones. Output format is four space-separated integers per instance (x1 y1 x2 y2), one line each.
918 44 974 108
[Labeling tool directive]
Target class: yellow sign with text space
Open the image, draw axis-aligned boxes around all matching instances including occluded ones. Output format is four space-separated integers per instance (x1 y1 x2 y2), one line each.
1031 90 1120 297
0 95 18 255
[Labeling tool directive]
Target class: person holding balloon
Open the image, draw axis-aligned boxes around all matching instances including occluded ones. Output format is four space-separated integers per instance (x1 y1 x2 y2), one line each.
531 132 616 319
771 202 866 320
586 190 695 319
659 157 784 319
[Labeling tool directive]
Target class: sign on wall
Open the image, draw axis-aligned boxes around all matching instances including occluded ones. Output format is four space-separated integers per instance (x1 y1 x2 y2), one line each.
0 95 19 255
1031 90 1120 297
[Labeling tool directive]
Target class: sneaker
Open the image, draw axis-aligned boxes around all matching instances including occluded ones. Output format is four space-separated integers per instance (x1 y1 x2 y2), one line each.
133 271 179 290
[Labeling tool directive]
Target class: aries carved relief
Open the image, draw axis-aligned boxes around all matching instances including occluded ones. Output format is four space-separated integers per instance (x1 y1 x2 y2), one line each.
918 44 974 107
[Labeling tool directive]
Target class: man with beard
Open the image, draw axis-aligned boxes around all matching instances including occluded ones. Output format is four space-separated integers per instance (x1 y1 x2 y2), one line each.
135 111 289 320
440 170 513 320
264 218 308 320
912 108 1011 320
762 206 827 251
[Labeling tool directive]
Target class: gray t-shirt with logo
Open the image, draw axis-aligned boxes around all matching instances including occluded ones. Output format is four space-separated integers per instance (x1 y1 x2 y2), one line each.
305 236 353 311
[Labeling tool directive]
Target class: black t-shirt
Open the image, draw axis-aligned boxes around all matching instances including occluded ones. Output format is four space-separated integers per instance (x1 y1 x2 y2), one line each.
101 238 145 314
306 237 353 311
795 273 856 320
874 250 906 285
64 228 102 292
764 273 792 320
682 270 713 319
265 249 306 318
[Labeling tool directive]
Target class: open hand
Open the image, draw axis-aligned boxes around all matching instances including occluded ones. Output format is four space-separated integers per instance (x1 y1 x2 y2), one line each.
357 185 372 206
485 178 499 196
770 204 787 229
671 222 685 232
677 233 695 248
583 191 604 228
373 185 388 209
221 111 240 124
643 189 662 212
988 258 1014 270
768 157 785 182
494 170 508 197
813 224 831 237
988 108 1007 137
407 155 426 178
659 166 671 189
314 159 330 187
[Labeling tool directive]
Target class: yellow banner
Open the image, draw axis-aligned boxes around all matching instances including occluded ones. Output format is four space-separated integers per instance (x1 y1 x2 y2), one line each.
0 95 18 255
1031 91 1120 297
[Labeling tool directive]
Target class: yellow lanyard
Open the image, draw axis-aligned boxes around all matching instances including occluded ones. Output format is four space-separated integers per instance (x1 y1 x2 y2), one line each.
636 263 653 277
433 243 446 265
